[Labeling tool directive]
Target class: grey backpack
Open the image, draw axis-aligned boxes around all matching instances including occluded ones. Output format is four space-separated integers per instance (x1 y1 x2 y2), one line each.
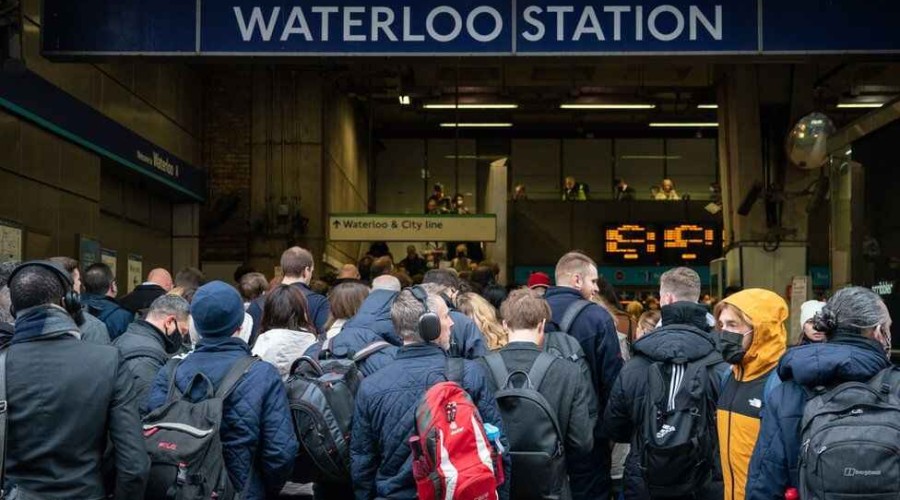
799 366 900 500
143 357 258 500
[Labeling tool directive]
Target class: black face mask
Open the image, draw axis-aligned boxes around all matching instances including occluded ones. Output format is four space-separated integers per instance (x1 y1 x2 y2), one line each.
718 330 749 365
162 321 184 355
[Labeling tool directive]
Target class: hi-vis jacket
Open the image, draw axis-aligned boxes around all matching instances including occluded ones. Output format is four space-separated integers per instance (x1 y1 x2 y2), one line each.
716 289 788 500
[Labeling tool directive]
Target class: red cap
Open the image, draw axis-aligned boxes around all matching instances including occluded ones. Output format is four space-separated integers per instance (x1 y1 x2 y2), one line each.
527 272 552 289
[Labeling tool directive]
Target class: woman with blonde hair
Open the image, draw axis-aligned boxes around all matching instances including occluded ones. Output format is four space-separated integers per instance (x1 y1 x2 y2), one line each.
456 292 507 351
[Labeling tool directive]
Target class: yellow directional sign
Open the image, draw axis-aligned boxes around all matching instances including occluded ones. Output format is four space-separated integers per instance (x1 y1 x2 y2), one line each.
329 214 497 242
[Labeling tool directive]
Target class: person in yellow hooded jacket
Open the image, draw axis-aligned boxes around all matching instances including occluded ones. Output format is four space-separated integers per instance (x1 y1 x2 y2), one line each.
713 289 788 500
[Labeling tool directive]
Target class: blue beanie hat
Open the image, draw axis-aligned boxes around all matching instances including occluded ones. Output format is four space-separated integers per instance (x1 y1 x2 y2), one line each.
190 281 245 338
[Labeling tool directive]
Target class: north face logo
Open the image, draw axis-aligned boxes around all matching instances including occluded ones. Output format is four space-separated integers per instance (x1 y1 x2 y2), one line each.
844 467 882 477
158 442 178 451
656 424 676 440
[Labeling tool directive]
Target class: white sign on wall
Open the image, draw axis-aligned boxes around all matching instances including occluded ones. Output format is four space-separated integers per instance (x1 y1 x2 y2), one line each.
329 214 497 242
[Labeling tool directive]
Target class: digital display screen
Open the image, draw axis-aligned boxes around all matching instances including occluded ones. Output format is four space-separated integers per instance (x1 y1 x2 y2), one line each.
604 223 722 265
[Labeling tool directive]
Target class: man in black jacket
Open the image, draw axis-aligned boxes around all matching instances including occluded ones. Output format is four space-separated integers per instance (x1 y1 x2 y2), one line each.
483 289 596 498
603 267 727 500
113 294 189 413
6 262 148 499
48 256 112 345
119 268 173 315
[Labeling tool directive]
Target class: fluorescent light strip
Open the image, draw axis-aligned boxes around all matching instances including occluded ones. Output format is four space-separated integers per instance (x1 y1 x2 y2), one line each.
649 122 719 128
561 104 656 110
440 123 513 128
836 103 885 109
697 104 719 109
425 104 519 110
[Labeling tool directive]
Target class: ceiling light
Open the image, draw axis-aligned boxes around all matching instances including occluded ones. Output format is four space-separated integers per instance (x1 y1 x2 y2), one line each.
560 104 656 110
440 123 513 128
697 104 718 109
425 104 518 110
398 95 411 106
836 102 885 109
649 122 718 128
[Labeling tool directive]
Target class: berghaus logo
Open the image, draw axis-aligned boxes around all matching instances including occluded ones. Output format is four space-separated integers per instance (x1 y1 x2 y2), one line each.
844 467 882 477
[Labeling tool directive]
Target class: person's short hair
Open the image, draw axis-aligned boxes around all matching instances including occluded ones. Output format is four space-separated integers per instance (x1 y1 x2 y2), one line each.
390 288 444 343
281 247 314 278
372 275 401 292
239 272 269 302
261 284 314 333
637 310 661 334
48 256 79 278
659 267 702 303
713 301 753 326
393 271 413 289
482 284 508 311
83 263 115 295
0 261 20 289
9 263 68 312
147 294 190 321
501 289 552 330
328 282 370 322
370 256 394 278
175 267 205 289
470 266 495 289
555 251 597 283
233 263 256 284
423 269 460 290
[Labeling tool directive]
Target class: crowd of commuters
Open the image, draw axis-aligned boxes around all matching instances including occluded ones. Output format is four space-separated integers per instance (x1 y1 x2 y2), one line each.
0 244 895 500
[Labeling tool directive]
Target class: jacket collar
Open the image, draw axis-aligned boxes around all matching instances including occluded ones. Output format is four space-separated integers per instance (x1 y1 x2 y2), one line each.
544 286 584 300
397 342 447 359
12 305 80 344
661 301 711 331
196 336 252 354
503 341 540 352
130 319 176 351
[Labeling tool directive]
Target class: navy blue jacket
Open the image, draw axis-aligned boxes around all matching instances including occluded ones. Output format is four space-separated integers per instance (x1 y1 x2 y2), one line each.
350 343 510 500
248 282 330 341
305 326 399 377
745 336 891 500
448 310 488 360
343 289 402 345
145 337 298 500
82 293 135 340
544 287 623 420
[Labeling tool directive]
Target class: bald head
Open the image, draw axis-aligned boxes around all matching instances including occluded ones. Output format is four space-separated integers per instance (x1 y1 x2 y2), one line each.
372 275 401 292
338 264 360 280
148 268 174 291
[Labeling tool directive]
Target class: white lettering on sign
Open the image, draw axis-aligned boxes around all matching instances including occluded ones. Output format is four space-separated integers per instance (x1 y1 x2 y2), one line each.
329 215 496 242
136 150 179 177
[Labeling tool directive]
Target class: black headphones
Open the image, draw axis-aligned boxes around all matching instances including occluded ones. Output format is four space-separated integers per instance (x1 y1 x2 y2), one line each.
7 261 83 321
409 286 441 342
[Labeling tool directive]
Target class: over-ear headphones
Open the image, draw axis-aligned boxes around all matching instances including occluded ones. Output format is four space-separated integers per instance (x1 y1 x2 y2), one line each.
7 261 83 321
409 286 441 342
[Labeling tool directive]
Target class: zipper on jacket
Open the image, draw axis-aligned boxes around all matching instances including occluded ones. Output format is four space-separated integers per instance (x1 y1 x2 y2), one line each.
725 365 743 500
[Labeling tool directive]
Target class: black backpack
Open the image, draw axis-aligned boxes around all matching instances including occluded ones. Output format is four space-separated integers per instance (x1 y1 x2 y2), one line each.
799 366 900 500
638 350 720 497
544 299 591 376
143 356 258 500
484 351 565 500
285 339 391 483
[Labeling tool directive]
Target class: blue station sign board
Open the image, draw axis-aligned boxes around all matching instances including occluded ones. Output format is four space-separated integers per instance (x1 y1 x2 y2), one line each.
42 0 900 57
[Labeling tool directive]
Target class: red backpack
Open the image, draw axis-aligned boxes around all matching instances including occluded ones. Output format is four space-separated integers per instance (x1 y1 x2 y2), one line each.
409 358 502 500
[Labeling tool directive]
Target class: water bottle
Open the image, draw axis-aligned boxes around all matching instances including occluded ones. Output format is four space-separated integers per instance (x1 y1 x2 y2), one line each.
483 423 505 485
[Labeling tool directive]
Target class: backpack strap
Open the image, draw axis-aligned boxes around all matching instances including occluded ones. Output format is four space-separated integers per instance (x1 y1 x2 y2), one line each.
559 300 592 333
320 336 334 358
527 352 557 391
483 353 510 391
164 358 184 403
446 357 464 384
0 348 9 494
352 341 392 363
214 357 258 399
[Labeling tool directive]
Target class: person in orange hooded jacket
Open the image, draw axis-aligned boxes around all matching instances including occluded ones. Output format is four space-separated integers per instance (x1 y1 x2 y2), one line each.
713 289 788 500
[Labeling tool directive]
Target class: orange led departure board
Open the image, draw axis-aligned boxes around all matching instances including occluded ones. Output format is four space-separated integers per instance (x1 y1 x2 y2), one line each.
604 223 721 264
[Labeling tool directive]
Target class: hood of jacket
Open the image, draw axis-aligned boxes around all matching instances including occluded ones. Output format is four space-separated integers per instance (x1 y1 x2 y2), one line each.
661 301 712 331
12 304 81 343
632 323 719 363
721 288 788 381
778 334 891 387
344 289 400 344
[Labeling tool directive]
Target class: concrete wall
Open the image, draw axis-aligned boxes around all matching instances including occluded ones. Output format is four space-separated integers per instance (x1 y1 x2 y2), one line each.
201 67 370 276
0 2 201 285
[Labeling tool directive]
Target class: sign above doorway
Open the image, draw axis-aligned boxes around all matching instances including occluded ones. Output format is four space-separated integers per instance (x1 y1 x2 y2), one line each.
42 0 900 57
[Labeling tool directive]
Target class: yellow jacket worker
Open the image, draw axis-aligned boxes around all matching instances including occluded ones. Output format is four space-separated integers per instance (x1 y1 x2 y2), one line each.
714 289 788 500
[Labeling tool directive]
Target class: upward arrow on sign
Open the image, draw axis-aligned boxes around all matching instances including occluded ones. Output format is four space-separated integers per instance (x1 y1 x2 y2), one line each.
332 220 341 229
